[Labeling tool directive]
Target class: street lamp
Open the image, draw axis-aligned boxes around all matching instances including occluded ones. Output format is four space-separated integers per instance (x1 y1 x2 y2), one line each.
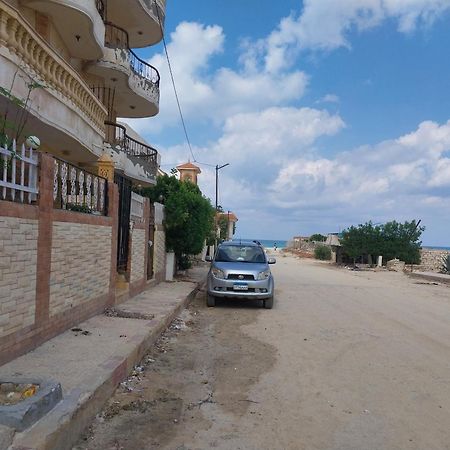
215 163 230 212
214 163 229 249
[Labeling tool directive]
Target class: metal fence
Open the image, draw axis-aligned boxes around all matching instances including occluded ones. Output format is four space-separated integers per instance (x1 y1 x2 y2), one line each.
0 140 38 204
53 157 108 215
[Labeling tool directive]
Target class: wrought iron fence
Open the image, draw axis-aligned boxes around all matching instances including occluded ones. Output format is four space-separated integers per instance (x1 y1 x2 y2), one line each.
105 121 158 178
96 0 106 21
104 22 160 86
53 157 108 215
0 140 38 204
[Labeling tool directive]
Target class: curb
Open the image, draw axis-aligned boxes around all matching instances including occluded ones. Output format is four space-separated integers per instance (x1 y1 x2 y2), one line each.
8 281 204 450
407 272 450 285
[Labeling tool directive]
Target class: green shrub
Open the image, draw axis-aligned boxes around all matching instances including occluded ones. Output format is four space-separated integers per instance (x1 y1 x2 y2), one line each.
441 254 450 274
314 245 332 261
178 254 192 270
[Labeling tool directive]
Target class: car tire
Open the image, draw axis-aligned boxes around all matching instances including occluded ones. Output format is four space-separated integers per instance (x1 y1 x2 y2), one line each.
263 296 274 309
207 293 216 307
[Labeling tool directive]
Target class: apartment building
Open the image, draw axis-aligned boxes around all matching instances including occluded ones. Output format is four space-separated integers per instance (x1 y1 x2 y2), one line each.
0 0 167 364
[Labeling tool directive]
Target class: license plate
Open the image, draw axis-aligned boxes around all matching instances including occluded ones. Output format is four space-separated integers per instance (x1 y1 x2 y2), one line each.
233 283 248 291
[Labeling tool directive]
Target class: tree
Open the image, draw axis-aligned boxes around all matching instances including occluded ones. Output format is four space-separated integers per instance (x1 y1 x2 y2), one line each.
309 233 326 242
314 245 332 260
218 215 228 241
137 175 215 262
341 220 424 265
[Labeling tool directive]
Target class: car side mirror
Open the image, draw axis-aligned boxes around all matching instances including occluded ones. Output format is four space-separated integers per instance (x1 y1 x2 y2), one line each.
205 256 213 262
268 257 276 264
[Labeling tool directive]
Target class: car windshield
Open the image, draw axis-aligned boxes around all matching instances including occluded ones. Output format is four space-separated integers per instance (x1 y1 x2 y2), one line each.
215 245 266 263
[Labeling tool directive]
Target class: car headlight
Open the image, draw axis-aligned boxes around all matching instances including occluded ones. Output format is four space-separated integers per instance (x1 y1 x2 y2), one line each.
257 269 271 280
211 267 225 279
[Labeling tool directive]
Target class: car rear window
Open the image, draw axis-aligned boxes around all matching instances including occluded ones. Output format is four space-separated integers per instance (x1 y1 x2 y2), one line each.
215 246 266 263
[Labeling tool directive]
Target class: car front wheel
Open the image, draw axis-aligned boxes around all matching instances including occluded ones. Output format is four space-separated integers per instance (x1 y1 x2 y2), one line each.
263 296 274 309
207 293 216 307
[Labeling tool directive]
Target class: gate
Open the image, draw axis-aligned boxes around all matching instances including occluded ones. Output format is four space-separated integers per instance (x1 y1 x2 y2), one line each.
115 173 132 273
147 203 155 279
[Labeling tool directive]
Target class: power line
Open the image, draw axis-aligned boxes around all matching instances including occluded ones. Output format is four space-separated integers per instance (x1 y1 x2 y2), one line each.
154 1 196 162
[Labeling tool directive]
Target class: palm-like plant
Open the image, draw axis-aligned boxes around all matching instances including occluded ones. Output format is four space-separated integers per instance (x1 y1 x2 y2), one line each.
441 254 450 274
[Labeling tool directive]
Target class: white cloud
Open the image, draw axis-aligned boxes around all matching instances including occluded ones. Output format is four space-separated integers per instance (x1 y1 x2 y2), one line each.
258 0 450 65
317 94 340 104
125 21 309 134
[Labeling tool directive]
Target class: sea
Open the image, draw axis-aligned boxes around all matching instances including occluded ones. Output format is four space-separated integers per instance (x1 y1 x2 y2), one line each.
250 239 288 250
423 246 450 251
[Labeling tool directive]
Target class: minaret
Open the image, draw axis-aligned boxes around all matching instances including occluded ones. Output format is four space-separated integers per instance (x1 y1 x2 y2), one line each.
176 161 201 185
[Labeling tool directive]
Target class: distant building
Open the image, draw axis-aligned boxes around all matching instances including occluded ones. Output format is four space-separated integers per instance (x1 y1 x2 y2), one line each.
176 161 201 185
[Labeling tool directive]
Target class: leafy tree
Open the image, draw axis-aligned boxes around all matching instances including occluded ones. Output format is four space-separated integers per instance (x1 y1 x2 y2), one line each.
137 175 215 261
341 220 424 265
315 245 332 260
218 215 228 240
310 233 326 242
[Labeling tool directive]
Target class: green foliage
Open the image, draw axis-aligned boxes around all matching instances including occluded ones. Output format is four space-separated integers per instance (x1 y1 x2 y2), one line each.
218 215 228 240
310 233 326 242
137 175 215 258
66 203 92 214
178 254 192 270
341 220 424 264
314 244 332 261
441 254 450 274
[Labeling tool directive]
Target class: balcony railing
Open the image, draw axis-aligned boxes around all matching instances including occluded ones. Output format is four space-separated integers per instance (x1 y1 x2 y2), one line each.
96 0 106 21
53 157 108 215
104 22 160 86
105 120 158 178
0 1 107 134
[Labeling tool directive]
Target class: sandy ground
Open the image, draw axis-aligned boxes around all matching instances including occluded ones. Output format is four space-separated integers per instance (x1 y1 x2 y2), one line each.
73 254 450 450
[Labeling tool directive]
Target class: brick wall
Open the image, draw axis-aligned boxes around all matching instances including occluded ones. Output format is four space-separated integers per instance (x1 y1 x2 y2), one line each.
418 249 450 272
0 217 38 337
130 228 146 284
49 222 112 316
0 153 119 365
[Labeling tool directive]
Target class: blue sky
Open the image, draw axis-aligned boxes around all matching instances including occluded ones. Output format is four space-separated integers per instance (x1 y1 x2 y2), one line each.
128 0 450 246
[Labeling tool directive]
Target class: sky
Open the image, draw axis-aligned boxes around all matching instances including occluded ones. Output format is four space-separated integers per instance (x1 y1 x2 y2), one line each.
127 0 450 246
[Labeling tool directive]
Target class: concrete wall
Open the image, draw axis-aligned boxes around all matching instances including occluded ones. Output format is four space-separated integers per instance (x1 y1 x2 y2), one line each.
49 222 112 316
418 249 450 272
0 217 38 338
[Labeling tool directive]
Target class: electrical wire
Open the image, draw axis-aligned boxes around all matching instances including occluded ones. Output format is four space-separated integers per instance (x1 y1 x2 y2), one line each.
154 1 196 162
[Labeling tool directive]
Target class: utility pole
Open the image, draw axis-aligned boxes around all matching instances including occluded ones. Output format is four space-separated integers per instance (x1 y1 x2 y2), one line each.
214 163 230 248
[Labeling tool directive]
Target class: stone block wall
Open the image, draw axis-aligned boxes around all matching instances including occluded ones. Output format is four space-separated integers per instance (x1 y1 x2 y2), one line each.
153 227 166 281
0 217 38 337
130 228 146 284
418 249 450 272
49 222 112 316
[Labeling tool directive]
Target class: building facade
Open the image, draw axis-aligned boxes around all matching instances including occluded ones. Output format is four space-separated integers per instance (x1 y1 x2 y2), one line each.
0 0 167 364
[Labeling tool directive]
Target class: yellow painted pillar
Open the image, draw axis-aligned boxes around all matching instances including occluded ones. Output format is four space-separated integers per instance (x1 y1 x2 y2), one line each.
96 153 115 181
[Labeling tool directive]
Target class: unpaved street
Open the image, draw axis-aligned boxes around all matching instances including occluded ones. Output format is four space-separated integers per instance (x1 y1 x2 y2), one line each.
75 254 450 450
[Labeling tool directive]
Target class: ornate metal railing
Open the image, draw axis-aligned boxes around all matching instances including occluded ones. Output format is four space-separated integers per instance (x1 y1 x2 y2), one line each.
95 0 106 21
90 86 116 119
104 22 160 86
53 157 108 215
105 121 158 164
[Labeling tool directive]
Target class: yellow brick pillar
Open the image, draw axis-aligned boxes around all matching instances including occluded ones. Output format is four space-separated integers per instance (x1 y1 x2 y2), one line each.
96 153 115 182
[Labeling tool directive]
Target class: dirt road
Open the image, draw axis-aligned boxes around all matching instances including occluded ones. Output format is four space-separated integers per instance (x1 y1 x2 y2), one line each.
74 254 450 450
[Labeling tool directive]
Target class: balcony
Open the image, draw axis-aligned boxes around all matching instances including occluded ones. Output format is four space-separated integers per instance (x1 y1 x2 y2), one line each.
20 0 106 60
86 22 160 118
106 0 166 48
0 1 108 162
105 121 158 184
